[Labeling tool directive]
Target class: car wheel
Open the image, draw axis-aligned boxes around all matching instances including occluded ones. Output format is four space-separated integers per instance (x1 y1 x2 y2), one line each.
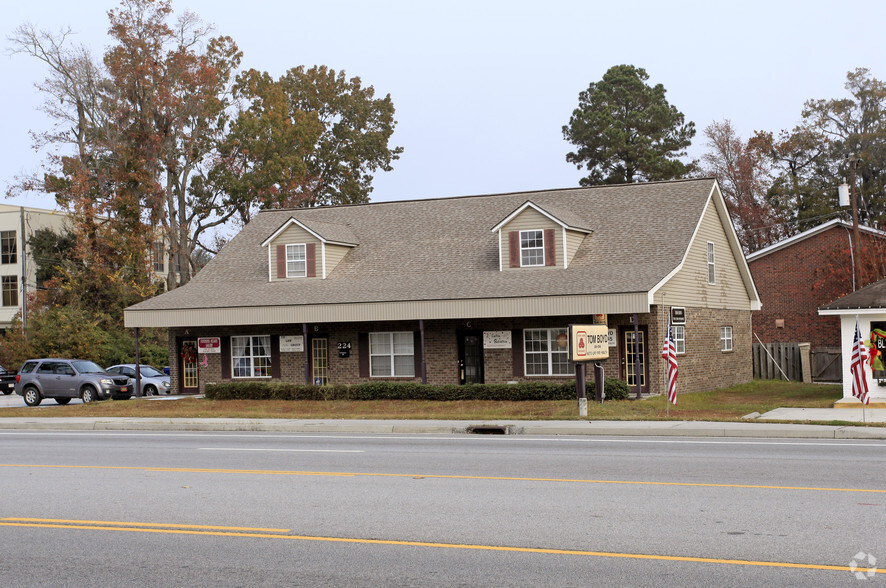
55 397 71 405
81 386 97 403
23 387 42 407
145 385 158 396
2 389 12 395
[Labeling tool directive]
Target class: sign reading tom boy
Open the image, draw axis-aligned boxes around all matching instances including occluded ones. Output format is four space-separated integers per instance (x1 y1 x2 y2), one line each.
568 325 610 362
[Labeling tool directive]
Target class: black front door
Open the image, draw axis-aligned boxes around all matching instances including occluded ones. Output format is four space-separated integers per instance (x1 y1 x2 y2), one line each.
458 331 484 385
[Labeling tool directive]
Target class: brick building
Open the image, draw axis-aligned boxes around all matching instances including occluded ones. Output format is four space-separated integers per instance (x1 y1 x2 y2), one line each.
124 179 760 398
747 219 886 349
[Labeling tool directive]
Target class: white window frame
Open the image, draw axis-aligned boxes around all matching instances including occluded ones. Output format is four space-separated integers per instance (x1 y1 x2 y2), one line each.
286 243 307 278
231 335 272 378
520 230 545 267
0 231 17 265
369 331 415 378
707 241 716 284
673 324 685 355
523 328 570 376
1 275 18 307
720 326 733 352
152 241 165 273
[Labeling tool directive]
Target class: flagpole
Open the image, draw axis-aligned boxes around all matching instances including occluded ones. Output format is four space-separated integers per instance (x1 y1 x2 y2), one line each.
663 293 669 418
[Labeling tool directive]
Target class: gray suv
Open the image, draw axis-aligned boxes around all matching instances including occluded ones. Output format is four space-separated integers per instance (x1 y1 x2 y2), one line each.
15 359 132 406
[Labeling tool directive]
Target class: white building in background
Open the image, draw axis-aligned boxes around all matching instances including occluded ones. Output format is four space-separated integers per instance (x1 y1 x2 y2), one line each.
0 203 173 330
0 204 70 330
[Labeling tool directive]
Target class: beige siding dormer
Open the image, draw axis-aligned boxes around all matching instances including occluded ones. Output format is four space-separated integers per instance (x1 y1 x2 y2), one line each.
262 218 358 281
564 229 587 267
500 208 562 270
269 224 320 281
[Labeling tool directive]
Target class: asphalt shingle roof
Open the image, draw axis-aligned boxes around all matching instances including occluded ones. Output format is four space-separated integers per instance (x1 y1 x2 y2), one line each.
819 277 886 311
129 179 715 312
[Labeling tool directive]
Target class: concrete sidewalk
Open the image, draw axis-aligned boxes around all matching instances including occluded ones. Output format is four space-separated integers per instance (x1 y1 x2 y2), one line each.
1 413 885 439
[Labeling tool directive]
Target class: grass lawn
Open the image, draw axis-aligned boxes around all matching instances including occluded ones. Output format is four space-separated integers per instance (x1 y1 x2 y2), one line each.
0 380 843 422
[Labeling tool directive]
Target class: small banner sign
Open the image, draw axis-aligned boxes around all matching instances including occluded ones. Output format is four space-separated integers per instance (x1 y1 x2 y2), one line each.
483 331 512 349
197 337 221 354
569 325 610 362
280 335 304 352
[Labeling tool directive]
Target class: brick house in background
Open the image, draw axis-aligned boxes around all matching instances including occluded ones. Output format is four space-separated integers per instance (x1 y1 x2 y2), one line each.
746 219 886 379
124 179 760 397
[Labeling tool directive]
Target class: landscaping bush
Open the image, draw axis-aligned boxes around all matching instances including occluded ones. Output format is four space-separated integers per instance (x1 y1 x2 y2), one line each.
205 378 629 402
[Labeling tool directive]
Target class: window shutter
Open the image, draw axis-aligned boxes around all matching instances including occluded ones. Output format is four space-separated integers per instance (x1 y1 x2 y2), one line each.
276 244 286 278
413 331 422 378
511 329 524 377
544 228 556 266
271 335 280 379
508 231 520 267
358 333 369 378
306 243 317 277
221 336 231 379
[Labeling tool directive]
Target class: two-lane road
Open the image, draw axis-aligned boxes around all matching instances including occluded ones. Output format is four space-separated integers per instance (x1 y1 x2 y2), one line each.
1 430 883 586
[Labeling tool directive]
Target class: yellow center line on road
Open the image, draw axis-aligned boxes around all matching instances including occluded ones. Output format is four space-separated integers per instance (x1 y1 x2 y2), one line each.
0 463 884 494
2 518 289 533
0 517 882 575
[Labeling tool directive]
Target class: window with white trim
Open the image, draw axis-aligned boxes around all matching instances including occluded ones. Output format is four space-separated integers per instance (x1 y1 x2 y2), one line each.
1 275 18 307
520 230 545 267
232 335 272 378
369 332 415 377
1 231 17 264
524 328 570 376
152 241 164 273
707 242 716 284
286 244 306 278
673 325 685 354
720 326 733 352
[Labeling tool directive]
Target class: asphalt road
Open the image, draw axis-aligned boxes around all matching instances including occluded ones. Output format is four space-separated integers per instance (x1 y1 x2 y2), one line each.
0 431 884 586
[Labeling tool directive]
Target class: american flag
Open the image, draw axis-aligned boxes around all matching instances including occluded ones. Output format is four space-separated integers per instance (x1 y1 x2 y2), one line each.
661 318 678 405
851 319 870 405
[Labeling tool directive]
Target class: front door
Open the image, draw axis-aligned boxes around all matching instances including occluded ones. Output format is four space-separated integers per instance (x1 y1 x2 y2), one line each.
619 326 649 394
458 331 484 385
311 337 328 385
180 339 199 394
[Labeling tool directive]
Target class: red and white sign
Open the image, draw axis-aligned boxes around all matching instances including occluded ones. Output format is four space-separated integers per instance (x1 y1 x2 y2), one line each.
197 337 221 354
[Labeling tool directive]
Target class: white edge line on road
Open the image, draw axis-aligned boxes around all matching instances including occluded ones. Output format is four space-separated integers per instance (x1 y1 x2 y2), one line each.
0 431 884 447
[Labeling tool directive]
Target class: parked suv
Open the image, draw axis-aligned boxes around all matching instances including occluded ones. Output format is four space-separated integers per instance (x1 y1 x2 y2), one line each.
15 359 132 406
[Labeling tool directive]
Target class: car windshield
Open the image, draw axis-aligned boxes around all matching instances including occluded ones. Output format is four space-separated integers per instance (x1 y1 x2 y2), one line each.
71 360 105 374
139 366 165 377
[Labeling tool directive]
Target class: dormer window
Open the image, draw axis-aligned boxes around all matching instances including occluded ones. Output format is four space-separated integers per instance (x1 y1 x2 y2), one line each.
521 230 545 266
286 244 307 278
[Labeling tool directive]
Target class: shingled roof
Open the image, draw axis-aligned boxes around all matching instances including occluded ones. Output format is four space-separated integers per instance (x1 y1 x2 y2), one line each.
819 277 886 313
126 178 742 327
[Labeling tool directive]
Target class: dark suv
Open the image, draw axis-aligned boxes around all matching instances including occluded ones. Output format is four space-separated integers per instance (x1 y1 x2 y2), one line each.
15 359 132 406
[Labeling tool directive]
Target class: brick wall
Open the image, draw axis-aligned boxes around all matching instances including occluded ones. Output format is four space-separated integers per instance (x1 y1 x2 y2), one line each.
749 225 886 348
167 306 753 397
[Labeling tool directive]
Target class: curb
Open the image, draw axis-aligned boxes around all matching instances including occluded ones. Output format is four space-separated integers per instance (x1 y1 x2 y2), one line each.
1 418 886 439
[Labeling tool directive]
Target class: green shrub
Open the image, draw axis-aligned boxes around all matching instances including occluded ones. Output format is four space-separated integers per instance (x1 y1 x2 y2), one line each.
205 378 630 402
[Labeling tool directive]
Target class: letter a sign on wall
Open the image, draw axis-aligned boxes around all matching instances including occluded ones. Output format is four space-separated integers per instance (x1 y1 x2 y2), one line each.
569 325 610 362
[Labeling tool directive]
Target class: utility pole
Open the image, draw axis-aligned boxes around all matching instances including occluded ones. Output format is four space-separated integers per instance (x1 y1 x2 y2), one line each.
849 157 861 289
19 207 27 336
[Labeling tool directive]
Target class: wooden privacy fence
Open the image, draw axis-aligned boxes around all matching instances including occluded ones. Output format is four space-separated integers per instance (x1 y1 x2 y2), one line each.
752 342 801 381
810 346 842 383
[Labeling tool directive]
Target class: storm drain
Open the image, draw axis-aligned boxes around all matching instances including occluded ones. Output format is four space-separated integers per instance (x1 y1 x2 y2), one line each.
466 425 509 435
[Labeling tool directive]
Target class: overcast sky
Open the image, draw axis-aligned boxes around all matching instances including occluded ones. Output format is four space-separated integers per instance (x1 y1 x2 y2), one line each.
3 0 885 216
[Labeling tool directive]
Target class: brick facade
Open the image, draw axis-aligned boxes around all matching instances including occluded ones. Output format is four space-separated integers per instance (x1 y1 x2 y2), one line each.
749 224 886 349
167 306 752 397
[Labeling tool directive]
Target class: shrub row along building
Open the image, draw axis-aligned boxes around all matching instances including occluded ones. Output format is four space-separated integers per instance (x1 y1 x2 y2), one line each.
123 178 760 397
